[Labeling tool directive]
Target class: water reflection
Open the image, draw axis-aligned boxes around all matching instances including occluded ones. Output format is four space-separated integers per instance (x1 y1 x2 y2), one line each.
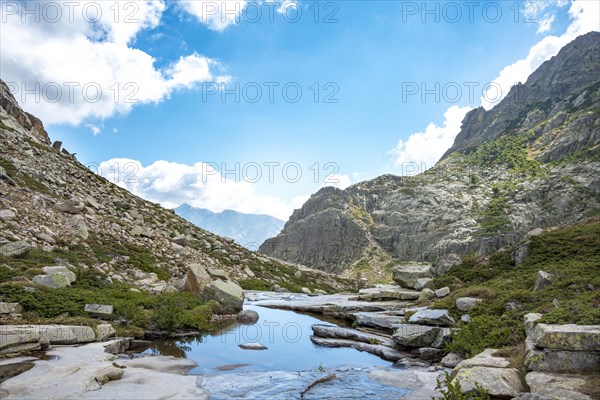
144 305 392 374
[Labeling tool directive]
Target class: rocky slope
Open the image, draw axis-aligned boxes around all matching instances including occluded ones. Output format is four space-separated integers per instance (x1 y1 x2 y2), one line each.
0 80 349 297
260 32 600 278
174 204 284 250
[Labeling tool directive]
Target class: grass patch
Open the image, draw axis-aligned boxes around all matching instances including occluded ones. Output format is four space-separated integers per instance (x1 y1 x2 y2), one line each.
433 217 600 356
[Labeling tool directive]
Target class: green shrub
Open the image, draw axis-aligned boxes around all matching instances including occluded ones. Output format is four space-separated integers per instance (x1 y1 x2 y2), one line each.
239 278 272 291
434 371 490 400
0 264 16 283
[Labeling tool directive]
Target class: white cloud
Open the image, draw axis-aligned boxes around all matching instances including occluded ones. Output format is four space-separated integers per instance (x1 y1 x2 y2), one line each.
86 124 101 136
178 0 247 31
481 0 599 109
97 158 305 220
0 1 226 125
391 106 472 172
537 14 555 33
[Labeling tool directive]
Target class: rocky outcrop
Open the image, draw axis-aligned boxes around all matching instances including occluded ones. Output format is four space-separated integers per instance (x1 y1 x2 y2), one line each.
0 325 99 355
260 33 600 274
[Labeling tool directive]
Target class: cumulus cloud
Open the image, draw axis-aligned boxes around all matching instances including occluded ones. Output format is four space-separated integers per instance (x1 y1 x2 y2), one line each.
481 0 599 109
177 0 248 31
97 158 306 220
0 0 227 125
391 106 472 172
537 14 555 33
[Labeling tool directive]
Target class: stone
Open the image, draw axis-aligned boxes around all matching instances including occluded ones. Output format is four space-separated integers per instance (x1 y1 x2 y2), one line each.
526 372 600 400
525 348 600 374
431 327 452 349
392 324 441 347
32 273 71 288
239 342 267 350
84 304 114 319
435 287 450 298
184 264 212 294
456 297 483 312
0 241 31 257
418 288 435 301
203 279 244 313
533 270 554 291
207 268 229 280
454 366 525 399
530 323 600 351
95 324 116 341
452 349 511 373
414 278 434 290
418 347 444 361
435 254 461 276
408 309 455 327
441 353 464 368
301 287 312 295
358 285 420 301
351 312 406 331
461 315 471 323
392 265 434 288
310 336 405 362
0 209 16 220
0 302 23 315
512 394 551 400
69 215 89 240
56 199 84 214
244 267 255 277
512 241 530 265
84 195 100 210
524 313 543 336
311 324 397 349
237 309 260 324
42 266 76 283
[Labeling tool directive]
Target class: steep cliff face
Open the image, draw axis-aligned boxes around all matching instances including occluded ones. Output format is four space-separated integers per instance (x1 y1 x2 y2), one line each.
260 32 600 278
0 81 348 293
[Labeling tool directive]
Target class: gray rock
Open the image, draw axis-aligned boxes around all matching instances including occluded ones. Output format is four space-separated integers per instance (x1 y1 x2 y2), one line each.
452 349 511 372
533 270 554 291
42 266 76 283
456 297 483 312
512 241 530 265
408 309 455 327
454 366 525 398
207 268 229 280
418 288 435 301
461 314 471 323
358 285 420 301
526 372 600 400
392 265 434 288
414 278 434 290
203 279 244 313
0 302 23 315
311 324 397 349
0 209 16 220
431 327 453 349
435 287 450 298
69 215 88 240
418 347 444 361
310 336 406 362
84 304 114 319
237 309 259 324
95 324 116 341
351 312 406 331
525 349 600 374
184 264 212 294
32 273 71 288
56 199 84 214
435 254 461 276
530 323 600 351
512 393 551 400
441 353 464 368
393 324 441 347
0 241 31 257
239 342 267 350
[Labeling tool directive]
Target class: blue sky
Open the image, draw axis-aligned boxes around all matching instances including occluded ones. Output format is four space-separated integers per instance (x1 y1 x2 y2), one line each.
1 0 597 219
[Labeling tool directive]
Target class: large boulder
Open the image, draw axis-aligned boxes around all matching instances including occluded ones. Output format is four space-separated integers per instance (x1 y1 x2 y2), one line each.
525 349 600 374
533 270 554 291
32 273 71 288
0 302 23 315
184 264 212 294
237 310 260 324
392 324 441 347
85 304 114 319
530 323 600 351
454 366 525 399
42 266 76 283
456 297 483 312
408 309 455 327
392 265 433 288
526 372 600 400
203 279 244 313
96 324 116 341
441 353 464 368
0 241 31 257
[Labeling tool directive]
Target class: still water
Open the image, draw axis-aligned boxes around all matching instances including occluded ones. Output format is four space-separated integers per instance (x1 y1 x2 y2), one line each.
143 305 392 374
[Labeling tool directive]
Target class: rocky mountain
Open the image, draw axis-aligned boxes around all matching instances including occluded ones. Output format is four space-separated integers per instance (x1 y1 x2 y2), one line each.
174 204 284 250
0 80 348 296
260 32 600 280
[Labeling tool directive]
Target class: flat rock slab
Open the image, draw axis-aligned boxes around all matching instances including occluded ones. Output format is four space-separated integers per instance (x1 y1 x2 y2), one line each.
452 349 511 376
525 349 600 374
239 342 268 350
310 336 408 362
408 309 455 327
351 312 409 331
358 285 420 301
392 324 441 348
198 366 442 399
526 372 600 400
530 323 600 351
311 324 397 348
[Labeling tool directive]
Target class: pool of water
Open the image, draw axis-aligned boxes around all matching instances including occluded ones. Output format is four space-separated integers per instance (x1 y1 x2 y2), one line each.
143 305 393 374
